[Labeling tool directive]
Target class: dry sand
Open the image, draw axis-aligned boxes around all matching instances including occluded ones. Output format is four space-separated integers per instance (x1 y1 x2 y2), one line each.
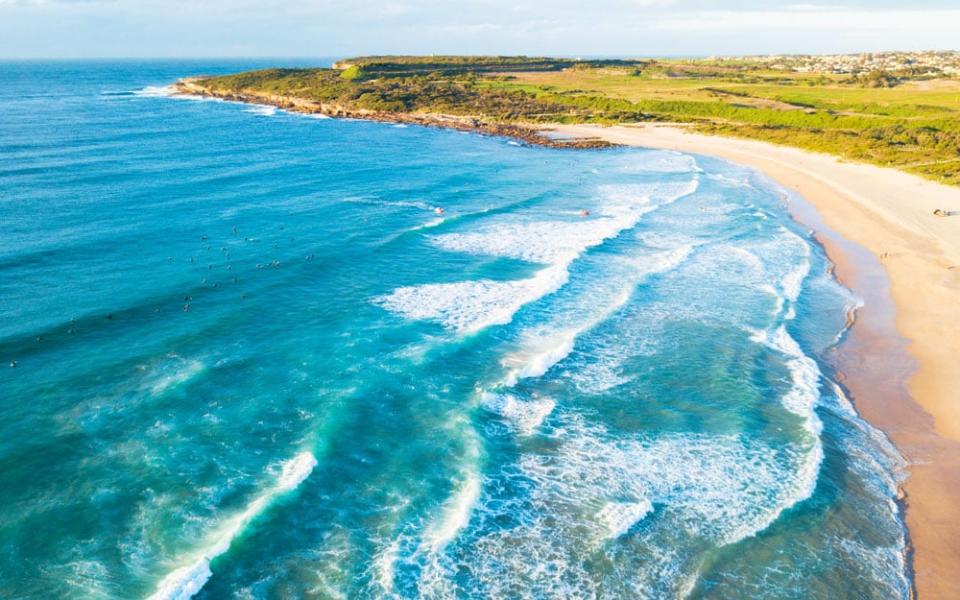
550 123 960 598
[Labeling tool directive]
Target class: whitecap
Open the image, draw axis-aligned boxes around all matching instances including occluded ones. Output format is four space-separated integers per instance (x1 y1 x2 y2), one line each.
407 217 446 232
147 452 317 600
781 245 811 303
378 178 699 333
502 244 693 392
424 471 482 553
244 104 277 117
374 264 569 333
133 85 176 98
706 171 753 188
373 539 402 594
481 392 556 435
597 499 654 539
616 150 701 174
501 329 578 386
448 416 822 597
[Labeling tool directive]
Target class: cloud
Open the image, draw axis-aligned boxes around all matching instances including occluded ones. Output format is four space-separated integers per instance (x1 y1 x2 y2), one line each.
1 0 958 58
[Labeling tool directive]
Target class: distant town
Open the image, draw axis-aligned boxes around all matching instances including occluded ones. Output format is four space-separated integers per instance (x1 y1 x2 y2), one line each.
726 51 960 76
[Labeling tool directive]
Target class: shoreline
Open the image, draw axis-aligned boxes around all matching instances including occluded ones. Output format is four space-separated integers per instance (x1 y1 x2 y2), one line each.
549 123 960 598
169 83 958 594
172 80 615 150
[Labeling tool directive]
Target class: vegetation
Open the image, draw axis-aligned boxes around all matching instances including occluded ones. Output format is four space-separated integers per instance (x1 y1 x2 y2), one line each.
191 56 960 185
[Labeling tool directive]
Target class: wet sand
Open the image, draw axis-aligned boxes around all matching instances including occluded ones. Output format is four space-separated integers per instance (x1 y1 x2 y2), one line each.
549 123 960 598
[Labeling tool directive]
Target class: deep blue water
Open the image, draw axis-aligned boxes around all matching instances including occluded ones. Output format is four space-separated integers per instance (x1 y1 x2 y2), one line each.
0 61 909 599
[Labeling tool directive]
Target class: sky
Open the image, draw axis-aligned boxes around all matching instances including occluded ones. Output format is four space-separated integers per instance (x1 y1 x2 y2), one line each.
0 0 958 59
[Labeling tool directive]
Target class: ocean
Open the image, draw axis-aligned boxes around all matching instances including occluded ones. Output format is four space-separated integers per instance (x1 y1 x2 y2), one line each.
0 60 910 598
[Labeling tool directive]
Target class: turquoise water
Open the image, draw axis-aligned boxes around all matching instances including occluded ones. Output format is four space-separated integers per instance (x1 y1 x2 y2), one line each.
0 61 910 599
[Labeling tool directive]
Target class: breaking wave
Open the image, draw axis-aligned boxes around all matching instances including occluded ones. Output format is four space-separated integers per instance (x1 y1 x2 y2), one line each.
375 178 699 333
147 452 317 600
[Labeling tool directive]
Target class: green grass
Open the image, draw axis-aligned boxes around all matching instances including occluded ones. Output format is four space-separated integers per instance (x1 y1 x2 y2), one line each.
486 65 960 183
192 57 960 185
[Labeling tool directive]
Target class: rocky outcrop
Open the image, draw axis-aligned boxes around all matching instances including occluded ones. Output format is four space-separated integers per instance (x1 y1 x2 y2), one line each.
172 80 616 150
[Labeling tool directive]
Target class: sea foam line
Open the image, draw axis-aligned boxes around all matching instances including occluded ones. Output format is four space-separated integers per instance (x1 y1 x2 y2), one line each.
147 452 317 600
739 240 826 545
410 419 484 598
375 178 699 334
473 239 696 446
480 244 694 437
499 244 694 389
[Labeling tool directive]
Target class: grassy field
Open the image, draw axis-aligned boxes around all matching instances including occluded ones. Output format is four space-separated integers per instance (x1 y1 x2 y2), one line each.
483 64 960 183
190 57 960 185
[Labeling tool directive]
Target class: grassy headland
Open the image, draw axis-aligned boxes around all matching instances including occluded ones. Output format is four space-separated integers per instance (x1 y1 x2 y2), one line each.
179 55 960 184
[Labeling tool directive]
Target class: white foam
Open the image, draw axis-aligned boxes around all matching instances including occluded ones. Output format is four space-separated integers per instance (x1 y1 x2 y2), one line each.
452 417 823 597
407 217 445 232
599 179 699 206
706 172 753 187
499 244 692 392
839 538 911 600
748 324 825 529
597 499 653 539
481 392 556 435
64 559 112 598
478 243 694 440
375 264 569 333
722 245 765 272
424 472 481 552
568 354 637 394
373 180 697 333
616 150 701 174
760 327 822 423
147 357 204 395
420 417 483 554
134 86 225 104
433 216 650 265
698 202 739 215
148 452 317 600
379 178 699 334
373 539 401 594
541 423 815 546
134 85 176 98
825 384 910 599
830 382 906 485
781 246 811 303
501 329 578 386
245 104 277 117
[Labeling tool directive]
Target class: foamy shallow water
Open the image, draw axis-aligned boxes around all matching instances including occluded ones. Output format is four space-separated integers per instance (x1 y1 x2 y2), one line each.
0 61 908 599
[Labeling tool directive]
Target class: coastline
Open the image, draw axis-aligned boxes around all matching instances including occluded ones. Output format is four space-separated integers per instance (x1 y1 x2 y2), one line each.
169 81 959 593
549 123 960 598
172 79 614 149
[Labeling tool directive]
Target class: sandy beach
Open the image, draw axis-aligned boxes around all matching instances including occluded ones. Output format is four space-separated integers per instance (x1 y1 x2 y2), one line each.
551 123 960 597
